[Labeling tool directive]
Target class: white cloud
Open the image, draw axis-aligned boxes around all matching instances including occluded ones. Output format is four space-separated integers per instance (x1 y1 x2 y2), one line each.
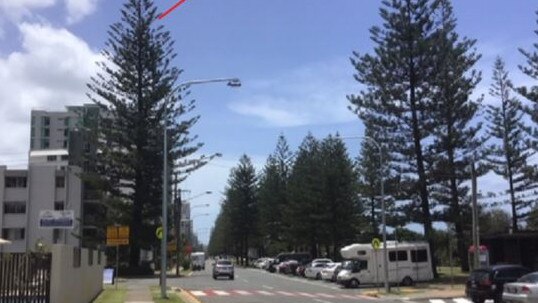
0 22 101 167
0 0 56 21
228 58 359 127
64 0 99 24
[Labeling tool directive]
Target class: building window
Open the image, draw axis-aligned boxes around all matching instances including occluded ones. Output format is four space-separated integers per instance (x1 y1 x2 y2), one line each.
31 116 36 126
61 155 68 161
30 140 34 149
55 176 65 188
411 249 428 263
42 116 50 126
63 140 68 148
41 139 49 149
2 228 25 241
54 201 65 210
3 201 26 214
5 177 27 188
42 128 50 137
64 128 69 137
31 127 35 137
64 117 70 127
47 155 56 162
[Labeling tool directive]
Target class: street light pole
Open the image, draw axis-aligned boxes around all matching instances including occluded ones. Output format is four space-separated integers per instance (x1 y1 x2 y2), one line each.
161 78 240 298
344 136 389 293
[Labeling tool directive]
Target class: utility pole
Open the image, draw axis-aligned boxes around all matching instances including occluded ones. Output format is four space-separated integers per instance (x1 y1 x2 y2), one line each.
175 183 182 276
470 156 479 269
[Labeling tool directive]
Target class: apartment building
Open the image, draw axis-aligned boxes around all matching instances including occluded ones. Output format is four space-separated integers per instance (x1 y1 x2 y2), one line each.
0 165 82 253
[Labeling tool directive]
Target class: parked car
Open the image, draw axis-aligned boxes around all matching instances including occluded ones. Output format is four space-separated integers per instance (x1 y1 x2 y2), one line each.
296 264 307 277
466 264 531 303
212 259 235 280
311 258 332 265
261 258 274 270
305 262 329 280
277 260 298 274
503 272 538 303
321 262 341 282
254 258 269 269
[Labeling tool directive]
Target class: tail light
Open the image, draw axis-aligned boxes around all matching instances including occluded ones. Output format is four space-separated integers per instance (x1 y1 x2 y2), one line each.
522 286 531 294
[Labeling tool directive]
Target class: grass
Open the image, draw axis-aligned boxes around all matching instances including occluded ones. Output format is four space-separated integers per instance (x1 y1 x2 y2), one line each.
435 266 468 285
92 285 127 303
150 286 186 303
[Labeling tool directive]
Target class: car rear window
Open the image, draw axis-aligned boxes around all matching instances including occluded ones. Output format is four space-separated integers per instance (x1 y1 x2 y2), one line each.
217 260 232 265
518 273 538 283
470 270 490 281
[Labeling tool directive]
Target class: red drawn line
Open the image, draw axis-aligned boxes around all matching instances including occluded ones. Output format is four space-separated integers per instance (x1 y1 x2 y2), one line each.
158 0 189 20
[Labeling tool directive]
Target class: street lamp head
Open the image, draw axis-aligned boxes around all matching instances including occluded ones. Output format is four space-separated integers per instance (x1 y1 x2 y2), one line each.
227 78 241 87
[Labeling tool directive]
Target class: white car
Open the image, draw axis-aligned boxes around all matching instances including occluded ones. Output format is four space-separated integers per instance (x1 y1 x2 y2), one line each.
305 262 329 280
312 258 332 264
321 262 341 282
503 272 538 303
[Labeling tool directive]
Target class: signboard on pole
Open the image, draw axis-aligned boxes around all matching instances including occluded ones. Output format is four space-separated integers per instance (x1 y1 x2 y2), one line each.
156 226 163 240
371 237 381 250
39 210 74 229
106 225 130 246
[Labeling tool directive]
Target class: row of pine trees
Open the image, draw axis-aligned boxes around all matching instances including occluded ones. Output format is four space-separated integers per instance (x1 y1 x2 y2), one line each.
208 0 538 273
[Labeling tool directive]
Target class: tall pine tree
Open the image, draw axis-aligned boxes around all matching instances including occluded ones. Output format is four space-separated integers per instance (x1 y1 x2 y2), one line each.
427 0 484 271
87 0 206 266
348 0 441 276
486 57 534 232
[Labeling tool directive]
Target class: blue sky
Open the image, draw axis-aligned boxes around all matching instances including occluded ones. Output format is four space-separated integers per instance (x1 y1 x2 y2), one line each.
1 0 538 244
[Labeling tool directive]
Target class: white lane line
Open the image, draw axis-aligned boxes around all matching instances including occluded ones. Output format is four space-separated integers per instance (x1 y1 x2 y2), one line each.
340 294 357 299
314 299 333 303
317 293 337 298
262 285 274 290
454 299 473 303
298 292 316 298
190 291 207 297
242 279 249 283
277 291 296 296
430 300 445 303
234 290 252 295
247 268 337 290
256 290 274 296
213 290 230 296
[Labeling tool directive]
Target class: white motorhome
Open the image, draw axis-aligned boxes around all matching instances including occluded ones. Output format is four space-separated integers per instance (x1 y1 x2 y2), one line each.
336 241 433 288
191 252 206 271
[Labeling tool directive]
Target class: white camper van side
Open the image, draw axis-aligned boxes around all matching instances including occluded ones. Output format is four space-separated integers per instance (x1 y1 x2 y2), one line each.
337 241 433 288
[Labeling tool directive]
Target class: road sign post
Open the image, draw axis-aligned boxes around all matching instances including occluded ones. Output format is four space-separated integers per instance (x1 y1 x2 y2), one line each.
107 225 129 289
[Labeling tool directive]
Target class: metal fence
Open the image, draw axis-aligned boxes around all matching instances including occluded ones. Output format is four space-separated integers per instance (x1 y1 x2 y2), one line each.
0 253 51 303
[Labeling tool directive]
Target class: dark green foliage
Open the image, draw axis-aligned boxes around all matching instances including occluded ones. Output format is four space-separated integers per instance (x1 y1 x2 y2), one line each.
257 135 293 255
87 0 206 266
518 11 538 144
479 208 511 235
485 58 535 232
348 0 441 276
427 0 484 272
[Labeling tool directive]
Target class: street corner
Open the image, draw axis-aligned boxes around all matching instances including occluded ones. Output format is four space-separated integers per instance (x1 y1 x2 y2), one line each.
174 287 204 303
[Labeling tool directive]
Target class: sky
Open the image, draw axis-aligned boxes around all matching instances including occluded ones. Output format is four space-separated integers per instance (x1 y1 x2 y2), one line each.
0 0 538 244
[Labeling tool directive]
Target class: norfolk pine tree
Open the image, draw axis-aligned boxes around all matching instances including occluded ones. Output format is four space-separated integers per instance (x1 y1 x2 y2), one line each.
428 0 484 271
486 58 534 232
88 0 207 267
348 0 441 276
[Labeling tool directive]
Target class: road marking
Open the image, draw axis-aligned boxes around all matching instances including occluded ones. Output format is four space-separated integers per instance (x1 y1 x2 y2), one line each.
298 292 316 298
314 299 334 303
262 285 274 290
430 300 445 303
190 291 207 297
340 294 358 299
276 291 296 296
213 290 230 296
317 293 336 298
234 290 252 295
453 299 473 303
257 290 274 296
242 279 249 283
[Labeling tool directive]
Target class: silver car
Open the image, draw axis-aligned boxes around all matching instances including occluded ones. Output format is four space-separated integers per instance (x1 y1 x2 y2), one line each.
503 272 538 303
212 260 234 280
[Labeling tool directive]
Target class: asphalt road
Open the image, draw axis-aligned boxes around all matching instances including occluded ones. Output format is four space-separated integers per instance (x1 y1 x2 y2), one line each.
168 262 403 303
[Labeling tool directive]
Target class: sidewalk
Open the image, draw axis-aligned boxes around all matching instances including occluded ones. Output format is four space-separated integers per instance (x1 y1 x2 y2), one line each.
364 283 465 300
124 282 153 303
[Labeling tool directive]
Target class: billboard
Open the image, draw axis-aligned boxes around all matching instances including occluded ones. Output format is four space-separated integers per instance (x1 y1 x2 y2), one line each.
39 210 75 229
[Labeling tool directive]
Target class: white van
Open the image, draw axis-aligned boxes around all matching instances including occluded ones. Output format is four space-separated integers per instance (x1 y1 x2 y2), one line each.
336 241 433 288
191 252 206 271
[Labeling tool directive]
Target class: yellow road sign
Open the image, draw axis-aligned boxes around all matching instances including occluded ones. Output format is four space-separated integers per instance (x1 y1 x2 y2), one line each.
372 238 381 250
106 225 129 246
156 226 163 240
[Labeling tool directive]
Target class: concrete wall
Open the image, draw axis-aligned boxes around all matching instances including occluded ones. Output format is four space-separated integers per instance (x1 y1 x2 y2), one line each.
50 244 104 303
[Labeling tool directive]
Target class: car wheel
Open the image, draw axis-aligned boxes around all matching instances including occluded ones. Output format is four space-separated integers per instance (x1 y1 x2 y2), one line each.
316 273 322 280
472 298 484 303
402 276 413 286
213 275 217 280
349 279 360 289
230 275 234 280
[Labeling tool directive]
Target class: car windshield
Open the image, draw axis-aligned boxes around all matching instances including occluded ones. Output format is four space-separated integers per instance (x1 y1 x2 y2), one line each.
518 273 538 283
217 260 232 266
469 270 490 281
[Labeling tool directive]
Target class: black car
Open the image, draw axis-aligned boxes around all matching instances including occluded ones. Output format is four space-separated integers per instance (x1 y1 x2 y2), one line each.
466 264 531 303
